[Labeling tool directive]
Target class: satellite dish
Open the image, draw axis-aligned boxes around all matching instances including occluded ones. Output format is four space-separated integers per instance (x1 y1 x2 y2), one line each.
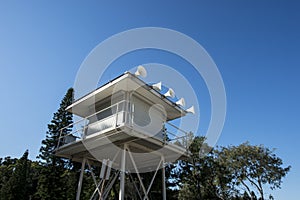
186 106 195 114
134 65 147 78
164 88 175 98
152 82 162 91
176 98 185 107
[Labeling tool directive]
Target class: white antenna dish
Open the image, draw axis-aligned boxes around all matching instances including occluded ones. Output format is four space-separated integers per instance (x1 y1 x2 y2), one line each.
134 65 147 78
164 88 175 98
152 82 162 91
176 98 185 107
186 106 195 114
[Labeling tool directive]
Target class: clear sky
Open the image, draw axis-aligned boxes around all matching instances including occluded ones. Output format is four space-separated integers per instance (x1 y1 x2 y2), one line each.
0 1 299 199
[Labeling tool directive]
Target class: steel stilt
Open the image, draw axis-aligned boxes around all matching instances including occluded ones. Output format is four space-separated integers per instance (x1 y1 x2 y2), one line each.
119 145 126 200
162 156 166 200
76 158 86 200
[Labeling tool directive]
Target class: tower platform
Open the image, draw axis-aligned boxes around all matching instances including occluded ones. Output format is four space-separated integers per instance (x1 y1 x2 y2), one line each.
56 123 188 171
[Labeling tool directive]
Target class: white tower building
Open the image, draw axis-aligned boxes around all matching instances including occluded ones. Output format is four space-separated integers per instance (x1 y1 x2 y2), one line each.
56 67 192 200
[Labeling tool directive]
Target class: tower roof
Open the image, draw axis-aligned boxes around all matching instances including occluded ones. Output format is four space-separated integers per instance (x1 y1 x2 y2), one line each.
67 72 187 121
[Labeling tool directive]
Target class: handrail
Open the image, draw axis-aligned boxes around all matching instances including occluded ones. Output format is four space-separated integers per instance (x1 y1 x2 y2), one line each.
165 121 188 135
57 100 127 148
59 100 127 133
165 123 189 149
56 100 189 150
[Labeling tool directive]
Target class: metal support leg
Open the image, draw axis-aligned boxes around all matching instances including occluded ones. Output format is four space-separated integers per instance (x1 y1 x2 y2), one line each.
103 171 120 199
145 159 163 198
87 160 102 197
162 156 166 200
119 145 126 200
76 158 86 200
127 147 148 200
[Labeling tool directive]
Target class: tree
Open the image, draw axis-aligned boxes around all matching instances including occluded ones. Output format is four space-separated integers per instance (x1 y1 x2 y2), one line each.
217 142 291 200
0 156 17 196
37 88 74 166
177 136 205 200
36 88 75 200
0 150 31 200
176 136 234 200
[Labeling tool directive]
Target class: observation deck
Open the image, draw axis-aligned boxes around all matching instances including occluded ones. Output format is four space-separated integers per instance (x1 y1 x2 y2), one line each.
55 72 191 171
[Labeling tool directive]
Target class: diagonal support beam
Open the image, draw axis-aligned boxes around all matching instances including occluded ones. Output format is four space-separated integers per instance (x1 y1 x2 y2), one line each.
126 147 149 200
144 158 163 199
87 160 102 197
103 171 120 200
126 146 166 200
129 173 143 200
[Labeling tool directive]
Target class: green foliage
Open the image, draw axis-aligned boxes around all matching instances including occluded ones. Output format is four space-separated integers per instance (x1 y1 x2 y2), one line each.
35 88 75 199
176 136 290 200
177 136 233 200
217 142 291 200
0 150 32 200
0 156 17 195
37 88 74 166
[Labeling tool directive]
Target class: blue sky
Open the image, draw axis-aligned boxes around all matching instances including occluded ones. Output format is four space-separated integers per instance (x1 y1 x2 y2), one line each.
0 1 299 199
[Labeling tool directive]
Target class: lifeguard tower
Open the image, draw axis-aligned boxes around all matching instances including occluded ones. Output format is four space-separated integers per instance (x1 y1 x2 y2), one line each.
55 66 194 200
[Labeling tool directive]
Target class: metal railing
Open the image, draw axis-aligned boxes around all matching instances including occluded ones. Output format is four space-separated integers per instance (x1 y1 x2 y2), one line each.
165 122 190 150
57 100 127 148
56 100 190 150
